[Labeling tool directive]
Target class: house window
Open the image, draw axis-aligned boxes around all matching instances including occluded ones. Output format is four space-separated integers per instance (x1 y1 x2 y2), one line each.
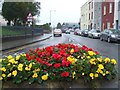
109 3 112 13
107 22 110 29
119 1 120 11
103 23 105 31
89 13 90 20
92 1 93 9
104 6 106 15
91 12 93 19
89 2 91 10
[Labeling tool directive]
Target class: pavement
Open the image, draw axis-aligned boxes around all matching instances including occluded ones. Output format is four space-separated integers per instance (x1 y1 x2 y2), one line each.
1 34 52 51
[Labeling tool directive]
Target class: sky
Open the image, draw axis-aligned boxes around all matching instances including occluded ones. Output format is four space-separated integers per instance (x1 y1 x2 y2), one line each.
37 0 88 27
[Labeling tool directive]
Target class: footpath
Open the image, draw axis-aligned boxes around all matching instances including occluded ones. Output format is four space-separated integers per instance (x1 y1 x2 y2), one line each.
1 34 52 51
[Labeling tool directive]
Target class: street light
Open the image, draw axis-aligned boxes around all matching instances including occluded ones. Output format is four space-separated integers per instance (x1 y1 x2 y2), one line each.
50 10 56 27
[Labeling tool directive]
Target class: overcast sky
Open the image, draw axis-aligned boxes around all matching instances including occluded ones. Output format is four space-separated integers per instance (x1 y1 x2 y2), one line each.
37 0 88 27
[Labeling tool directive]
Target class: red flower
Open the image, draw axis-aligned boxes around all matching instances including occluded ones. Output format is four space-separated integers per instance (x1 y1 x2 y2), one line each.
88 48 93 51
61 72 70 77
52 54 61 60
37 52 41 56
54 63 61 68
26 53 30 58
62 60 70 67
36 57 43 63
35 48 40 52
95 51 99 55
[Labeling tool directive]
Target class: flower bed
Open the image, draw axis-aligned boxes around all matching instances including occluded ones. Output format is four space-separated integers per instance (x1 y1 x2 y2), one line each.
0 43 117 86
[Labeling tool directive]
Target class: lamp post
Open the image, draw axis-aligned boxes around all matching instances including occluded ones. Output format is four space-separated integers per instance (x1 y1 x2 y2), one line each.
50 10 56 27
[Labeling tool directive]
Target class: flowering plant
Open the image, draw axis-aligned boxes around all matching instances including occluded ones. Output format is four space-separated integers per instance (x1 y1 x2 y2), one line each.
0 43 117 85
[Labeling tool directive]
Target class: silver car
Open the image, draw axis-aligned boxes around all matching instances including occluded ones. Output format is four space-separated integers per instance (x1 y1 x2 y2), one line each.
88 29 101 38
53 29 62 37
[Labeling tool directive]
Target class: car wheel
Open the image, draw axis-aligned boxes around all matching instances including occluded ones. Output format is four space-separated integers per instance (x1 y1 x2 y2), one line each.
100 37 103 41
107 37 111 43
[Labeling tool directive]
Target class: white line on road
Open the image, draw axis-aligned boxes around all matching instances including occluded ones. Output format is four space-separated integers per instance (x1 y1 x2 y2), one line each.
115 44 120 45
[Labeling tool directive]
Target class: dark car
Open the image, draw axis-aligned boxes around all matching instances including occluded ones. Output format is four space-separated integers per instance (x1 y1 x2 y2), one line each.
100 29 120 43
81 29 89 37
65 30 70 34
88 29 101 38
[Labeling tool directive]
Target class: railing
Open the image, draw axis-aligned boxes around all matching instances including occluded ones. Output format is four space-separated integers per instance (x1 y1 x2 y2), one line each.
1 26 43 37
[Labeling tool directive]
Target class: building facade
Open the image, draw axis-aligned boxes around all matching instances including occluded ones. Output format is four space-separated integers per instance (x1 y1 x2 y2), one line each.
114 0 119 29
81 0 102 31
119 0 120 29
102 0 114 31
81 2 89 30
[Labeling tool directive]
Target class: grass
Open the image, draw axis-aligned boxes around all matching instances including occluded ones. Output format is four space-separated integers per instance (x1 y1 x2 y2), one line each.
0 28 32 37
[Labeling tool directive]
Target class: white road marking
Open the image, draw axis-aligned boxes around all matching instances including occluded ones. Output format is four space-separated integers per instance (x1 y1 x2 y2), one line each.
115 44 120 45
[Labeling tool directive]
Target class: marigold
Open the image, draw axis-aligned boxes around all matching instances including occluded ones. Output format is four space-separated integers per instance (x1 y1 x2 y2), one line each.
70 49 74 54
33 68 40 73
12 70 17 77
41 74 48 80
32 73 38 78
111 59 117 65
67 56 77 64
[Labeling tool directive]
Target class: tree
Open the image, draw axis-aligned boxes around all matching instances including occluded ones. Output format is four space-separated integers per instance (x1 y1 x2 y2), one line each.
2 2 40 26
57 22 62 29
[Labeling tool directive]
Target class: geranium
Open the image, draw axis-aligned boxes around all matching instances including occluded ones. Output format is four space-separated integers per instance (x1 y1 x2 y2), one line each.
61 72 70 77
54 63 61 68
52 54 61 60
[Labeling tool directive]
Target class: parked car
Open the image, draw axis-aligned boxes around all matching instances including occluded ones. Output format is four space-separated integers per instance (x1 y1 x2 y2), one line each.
65 30 70 34
88 29 101 38
74 29 80 35
100 29 120 43
81 29 89 37
53 29 62 37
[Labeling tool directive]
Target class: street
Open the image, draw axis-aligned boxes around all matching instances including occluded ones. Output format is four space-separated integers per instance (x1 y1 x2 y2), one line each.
2 33 119 88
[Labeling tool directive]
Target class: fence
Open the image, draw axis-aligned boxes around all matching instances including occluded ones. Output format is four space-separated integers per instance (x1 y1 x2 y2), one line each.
2 26 43 37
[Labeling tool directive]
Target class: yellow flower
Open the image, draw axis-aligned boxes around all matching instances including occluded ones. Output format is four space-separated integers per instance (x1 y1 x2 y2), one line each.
29 63 32 68
106 71 109 74
70 49 74 54
98 64 104 69
104 58 110 63
0 59 2 62
25 67 31 71
18 64 23 71
41 74 48 81
1 67 6 72
32 73 38 78
7 73 12 77
94 73 98 78
12 70 17 77
16 55 20 60
7 55 13 60
0 77 3 80
7 63 11 66
89 59 96 65
87 56 91 59
67 56 77 64
14 61 18 64
89 73 94 79
72 71 76 79
111 59 117 65
9 58 15 64
96 69 103 74
33 68 40 73
97 58 102 62
88 51 94 56
2 74 6 77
